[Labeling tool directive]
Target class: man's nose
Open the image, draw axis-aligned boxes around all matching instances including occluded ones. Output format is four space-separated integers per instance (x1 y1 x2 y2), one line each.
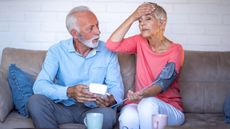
93 26 100 35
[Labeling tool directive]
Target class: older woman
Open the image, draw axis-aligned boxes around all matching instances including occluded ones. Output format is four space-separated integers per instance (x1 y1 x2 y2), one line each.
106 2 185 129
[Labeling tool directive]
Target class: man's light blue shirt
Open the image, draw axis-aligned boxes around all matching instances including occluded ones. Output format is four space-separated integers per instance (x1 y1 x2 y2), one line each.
33 38 124 107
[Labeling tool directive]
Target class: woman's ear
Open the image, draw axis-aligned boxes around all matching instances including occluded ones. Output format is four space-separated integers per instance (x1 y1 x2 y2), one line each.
160 19 166 25
160 20 166 31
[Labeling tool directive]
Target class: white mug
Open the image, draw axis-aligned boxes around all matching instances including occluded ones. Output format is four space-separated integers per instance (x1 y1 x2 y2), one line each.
84 112 103 129
152 114 168 129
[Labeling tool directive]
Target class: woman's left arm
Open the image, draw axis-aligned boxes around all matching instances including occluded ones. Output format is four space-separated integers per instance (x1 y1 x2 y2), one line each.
142 45 184 97
127 62 177 100
141 62 178 97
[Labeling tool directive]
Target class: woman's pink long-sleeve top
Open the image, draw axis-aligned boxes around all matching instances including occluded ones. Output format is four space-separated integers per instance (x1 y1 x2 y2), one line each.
106 35 184 111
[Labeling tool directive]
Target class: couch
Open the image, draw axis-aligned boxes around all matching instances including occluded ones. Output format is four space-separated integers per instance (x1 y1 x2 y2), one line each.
0 47 230 129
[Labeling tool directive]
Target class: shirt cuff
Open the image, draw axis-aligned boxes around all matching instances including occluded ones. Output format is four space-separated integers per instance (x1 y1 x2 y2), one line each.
109 92 123 104
56 86 69 100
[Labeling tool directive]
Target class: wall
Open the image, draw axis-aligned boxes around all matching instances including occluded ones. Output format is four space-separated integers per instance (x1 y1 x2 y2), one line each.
0 0 230 60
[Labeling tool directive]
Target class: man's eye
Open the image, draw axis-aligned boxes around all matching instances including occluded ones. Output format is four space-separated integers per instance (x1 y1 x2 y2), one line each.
146 17 151 20
90 27 93 31
86 27 93 32
88 27 93 32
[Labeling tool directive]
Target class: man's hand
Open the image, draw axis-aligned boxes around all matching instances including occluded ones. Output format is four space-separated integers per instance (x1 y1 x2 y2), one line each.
95 94 116 107
67 84 96 103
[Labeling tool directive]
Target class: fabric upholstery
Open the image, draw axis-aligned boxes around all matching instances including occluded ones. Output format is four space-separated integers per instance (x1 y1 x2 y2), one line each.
0 69 12 122
224 92 230 123
0 111 34 129
0 111 86 129
0 47 230 129
8 64 35 117
117 53 136 97
165 113 230 129
179 51 230 113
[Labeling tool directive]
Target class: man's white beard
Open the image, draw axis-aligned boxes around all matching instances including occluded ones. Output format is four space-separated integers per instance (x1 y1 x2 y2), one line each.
77 34 99 48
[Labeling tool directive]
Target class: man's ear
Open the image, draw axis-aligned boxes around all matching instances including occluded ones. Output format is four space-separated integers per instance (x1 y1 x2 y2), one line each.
71 29 79 39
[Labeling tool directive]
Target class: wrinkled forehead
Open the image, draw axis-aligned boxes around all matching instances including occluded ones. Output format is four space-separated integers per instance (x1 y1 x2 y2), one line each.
75 11 97 19
139 13 157 20
74 11 99 28
75 11 98 22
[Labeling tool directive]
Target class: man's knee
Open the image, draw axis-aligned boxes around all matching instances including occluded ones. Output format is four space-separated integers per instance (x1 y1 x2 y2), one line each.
96 107 116 129
27 94 52 114
102 108 116 124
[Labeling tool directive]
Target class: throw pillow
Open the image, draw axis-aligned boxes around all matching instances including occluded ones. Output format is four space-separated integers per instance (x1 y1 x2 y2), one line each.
224 91 230 123
7 64 35 117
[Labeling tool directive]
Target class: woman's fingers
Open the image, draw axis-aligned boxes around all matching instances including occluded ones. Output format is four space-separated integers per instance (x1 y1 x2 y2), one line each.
127 90 141 101
138 3 155 15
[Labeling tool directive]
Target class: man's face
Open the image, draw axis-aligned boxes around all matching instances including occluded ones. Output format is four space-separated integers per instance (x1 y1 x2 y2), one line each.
75 11 100 48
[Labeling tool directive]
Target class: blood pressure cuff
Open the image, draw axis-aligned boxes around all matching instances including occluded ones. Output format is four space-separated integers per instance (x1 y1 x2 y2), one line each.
154 62 177 92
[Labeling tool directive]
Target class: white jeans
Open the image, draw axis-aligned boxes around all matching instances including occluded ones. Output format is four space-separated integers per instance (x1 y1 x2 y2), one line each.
119 97 185 129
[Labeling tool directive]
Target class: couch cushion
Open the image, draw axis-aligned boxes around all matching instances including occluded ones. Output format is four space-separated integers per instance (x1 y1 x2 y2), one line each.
8 64 35 117
166 113 230 129
59 123 85 129
118 54 136 97
179 51 230 113
0 112 98 129
0 70 12 122
0 111 34 129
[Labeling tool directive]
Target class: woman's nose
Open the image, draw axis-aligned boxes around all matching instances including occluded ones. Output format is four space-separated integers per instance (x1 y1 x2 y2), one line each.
140 20 146 26
140 22 145 29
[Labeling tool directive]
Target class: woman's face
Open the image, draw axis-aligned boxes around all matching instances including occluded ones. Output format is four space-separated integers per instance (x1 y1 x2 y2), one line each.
138 14 162 38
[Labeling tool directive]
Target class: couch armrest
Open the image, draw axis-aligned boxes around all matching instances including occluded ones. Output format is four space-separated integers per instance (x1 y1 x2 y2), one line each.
0 69 13 122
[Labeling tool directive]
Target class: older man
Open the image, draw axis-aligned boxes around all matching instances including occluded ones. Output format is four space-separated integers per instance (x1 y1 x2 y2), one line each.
28 6 124 129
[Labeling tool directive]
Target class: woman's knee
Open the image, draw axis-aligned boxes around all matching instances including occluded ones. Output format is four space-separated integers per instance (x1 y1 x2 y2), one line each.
168 110 185 126
119 105 139 125
137 97 159 113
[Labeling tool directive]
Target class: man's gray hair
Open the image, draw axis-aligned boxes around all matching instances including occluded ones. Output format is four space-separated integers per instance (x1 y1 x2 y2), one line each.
66 6 91 34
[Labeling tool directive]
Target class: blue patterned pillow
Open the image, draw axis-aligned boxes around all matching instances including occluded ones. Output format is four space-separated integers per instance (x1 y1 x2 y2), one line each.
224 92 230 123
7 64 35 117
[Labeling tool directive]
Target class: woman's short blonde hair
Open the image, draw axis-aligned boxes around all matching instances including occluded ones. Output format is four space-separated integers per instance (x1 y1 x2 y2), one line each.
149 2 167 23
